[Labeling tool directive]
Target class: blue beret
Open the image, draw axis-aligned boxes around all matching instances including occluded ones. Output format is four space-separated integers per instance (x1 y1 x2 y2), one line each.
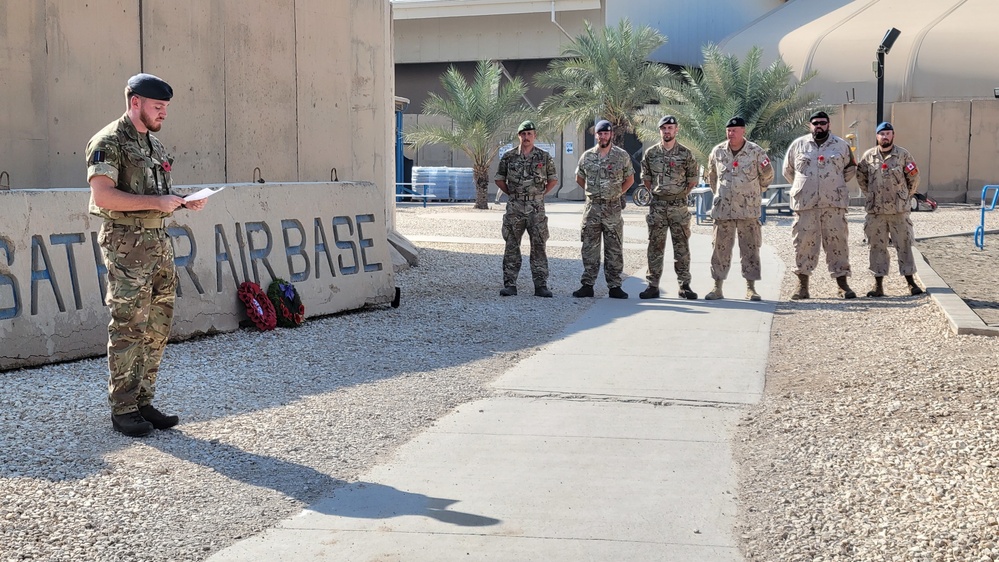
127 73 173 101
876 122 894 133
726 116 746 128
658 115 678 127
595 120 613 133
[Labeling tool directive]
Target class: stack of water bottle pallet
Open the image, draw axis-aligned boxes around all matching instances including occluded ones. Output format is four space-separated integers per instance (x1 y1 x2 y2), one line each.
411 167 476 202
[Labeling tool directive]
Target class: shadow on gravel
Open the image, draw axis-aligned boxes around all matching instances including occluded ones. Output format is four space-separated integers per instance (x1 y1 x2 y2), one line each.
308 481 501 527
772 295 928 315
149 432 344 504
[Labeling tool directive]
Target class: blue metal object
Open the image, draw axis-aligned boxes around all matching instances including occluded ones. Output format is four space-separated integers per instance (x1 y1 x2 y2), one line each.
395 108 404 195
974 185 999 249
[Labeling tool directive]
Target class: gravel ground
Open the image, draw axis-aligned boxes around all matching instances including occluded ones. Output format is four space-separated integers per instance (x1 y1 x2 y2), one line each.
916 228 999 326
736 204 999 561
0 203 646 562
3 201 996 562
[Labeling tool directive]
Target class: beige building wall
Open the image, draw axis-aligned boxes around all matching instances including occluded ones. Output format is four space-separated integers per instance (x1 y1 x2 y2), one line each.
0 0 395 214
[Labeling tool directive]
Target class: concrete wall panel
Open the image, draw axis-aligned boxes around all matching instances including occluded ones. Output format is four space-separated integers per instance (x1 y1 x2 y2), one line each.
928 101 971 202
890 102 933 196
0 2 48 189
223 0 299 183
348 0 393 199
295 0 353 183
143 0 227 183
968 100 999 202
48 1 141 188
0 183 394 371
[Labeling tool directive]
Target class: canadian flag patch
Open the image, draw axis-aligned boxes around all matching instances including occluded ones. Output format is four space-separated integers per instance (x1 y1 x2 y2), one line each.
761 157 770 168
905 161 917 174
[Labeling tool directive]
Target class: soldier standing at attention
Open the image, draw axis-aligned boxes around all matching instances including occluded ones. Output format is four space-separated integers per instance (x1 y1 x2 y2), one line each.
855 122 924 297
572 120 635 299
86 73 207 437
638 115 700 300
783 110 858 300
704 117 775 301
494 120 559 297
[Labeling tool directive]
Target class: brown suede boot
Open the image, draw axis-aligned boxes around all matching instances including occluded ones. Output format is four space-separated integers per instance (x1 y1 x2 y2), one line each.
866 276 884 298
704 279 724 300
746 280 761 301
790 274 809 300
905 275 924 296
836 276 857 299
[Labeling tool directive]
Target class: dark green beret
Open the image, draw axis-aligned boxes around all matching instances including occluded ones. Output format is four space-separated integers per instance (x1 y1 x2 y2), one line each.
127 73 173 101
518 120 536 133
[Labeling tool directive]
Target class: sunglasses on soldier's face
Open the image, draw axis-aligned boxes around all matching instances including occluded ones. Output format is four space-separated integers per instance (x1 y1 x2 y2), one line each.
810 120 828 126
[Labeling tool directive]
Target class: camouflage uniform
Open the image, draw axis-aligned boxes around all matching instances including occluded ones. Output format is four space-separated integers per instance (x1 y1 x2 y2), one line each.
86 114 177 416
640 142 699 288
494 146 558 288
856 144 921 276
576 145 634 288
707 140 774 281
783 134 857 277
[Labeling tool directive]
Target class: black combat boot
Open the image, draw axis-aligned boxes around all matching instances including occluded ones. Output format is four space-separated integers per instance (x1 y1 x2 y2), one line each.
678 283 697 300
608 286 629 299
639 285 660 299
499 285 518 296
790 274 809 300
138 405 180 430
836 276 856 299
111 411 154 437
867 276 884 298
905 275 924 296
572 284 594 298
534 285 553 298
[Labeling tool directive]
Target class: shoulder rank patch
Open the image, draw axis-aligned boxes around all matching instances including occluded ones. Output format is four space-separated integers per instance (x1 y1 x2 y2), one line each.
91 150 105 164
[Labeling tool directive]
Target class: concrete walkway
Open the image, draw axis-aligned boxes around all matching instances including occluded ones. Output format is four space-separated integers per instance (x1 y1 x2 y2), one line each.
207 203 783 561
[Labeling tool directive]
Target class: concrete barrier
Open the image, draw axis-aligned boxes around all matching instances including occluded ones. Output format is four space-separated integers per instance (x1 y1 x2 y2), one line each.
0 182 395 371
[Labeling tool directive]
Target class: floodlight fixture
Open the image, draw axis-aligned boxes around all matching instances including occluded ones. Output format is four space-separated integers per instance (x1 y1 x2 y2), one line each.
878 28 902 55
874 27 902 124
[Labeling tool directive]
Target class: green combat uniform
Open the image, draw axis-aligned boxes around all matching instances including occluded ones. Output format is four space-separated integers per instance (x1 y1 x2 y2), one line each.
495 146 557 289
86 114 177 416
575 145 634 289
640 142 699 288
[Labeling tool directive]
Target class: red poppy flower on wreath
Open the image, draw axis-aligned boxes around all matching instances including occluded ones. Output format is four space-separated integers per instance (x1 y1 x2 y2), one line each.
238 281 277 331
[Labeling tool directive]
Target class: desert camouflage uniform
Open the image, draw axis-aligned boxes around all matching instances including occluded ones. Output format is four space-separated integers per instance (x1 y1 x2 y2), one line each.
856 144 921 276
495 146 558 288
641 142 699 288
576 145 634 288
783 133 857 277
707 140 774 281
86 114 177 416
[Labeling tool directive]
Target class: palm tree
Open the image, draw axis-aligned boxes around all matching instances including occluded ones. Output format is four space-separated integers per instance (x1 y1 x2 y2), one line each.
536 19 672 147
638 44 828 164
406 60 531 209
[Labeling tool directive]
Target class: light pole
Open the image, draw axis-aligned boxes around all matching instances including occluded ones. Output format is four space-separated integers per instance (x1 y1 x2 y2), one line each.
874 28 902 124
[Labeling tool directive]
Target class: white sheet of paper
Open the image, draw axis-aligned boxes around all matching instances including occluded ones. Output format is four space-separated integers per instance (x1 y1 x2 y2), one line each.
183 186 225 202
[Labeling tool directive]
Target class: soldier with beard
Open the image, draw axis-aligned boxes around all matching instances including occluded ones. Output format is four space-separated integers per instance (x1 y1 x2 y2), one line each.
638 115 700 300
855 122 924 297
783 111 858 300
572 120 635 299
86 73 207 437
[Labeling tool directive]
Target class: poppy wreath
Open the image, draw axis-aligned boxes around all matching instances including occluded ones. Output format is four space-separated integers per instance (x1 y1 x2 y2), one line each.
237 281 277 331
267 278 305 328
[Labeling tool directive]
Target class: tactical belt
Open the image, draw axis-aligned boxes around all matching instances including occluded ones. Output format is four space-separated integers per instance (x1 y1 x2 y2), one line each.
108 217 166 229
653 195 688 206
509 194 544 202
587 196 621 204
